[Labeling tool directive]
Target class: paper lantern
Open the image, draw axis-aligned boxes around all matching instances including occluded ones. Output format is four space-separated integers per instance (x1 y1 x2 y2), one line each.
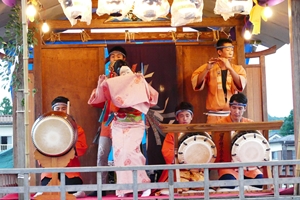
2 0 16 7
132 0 170 22
58 0 92 26
97 0 134 19
171 0 197 26
214 0 253 21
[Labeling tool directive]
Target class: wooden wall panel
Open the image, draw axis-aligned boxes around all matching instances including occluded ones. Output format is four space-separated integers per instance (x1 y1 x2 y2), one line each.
245 67 263 122
40 47 104 184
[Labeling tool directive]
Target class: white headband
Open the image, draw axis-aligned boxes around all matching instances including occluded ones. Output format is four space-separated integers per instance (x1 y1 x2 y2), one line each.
52 102 67 109
175 109 193 117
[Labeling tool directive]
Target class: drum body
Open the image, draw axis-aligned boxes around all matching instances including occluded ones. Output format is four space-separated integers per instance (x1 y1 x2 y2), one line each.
231 130 270 170
31 111 78 157
177 132 217 164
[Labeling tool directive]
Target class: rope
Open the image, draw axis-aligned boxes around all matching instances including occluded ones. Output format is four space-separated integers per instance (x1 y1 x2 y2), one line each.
80 30 91 42
47 31 61 43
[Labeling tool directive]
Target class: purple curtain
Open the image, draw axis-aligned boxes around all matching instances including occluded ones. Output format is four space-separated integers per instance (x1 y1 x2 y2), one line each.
108 44 177 166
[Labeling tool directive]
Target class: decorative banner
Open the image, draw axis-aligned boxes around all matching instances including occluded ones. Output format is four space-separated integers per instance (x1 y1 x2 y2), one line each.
250 0 267 34
2 0 16 7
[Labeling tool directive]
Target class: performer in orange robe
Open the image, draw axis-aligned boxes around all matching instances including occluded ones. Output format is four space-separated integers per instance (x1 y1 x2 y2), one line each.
216 93 263 191
191 38 247 123
39 96 88 197
159 102 194 183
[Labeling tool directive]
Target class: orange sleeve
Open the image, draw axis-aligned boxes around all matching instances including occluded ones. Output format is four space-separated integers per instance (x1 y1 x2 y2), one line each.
75 125 88 157
161 133 175 164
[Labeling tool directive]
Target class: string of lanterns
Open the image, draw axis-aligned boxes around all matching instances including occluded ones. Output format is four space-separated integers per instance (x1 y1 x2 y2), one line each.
1 0 286 39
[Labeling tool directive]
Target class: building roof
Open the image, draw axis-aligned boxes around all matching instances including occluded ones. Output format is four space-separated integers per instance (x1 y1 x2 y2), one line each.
269 134 295 143
0 115 13 125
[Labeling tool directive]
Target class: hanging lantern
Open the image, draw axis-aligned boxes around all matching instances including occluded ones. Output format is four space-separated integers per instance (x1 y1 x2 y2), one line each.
171 0 197 26
2 0 16 7
189 0 204 23
214 0 253 21
58 0 92 26
97 0 134 20
132 0 170 22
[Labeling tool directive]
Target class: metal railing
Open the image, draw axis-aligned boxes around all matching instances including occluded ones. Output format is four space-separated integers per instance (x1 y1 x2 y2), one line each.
0 160 300 200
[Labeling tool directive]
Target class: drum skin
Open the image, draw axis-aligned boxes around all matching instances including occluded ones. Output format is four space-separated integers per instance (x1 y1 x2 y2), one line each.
231 130 270 170
177 132 217 164
31 111 78 157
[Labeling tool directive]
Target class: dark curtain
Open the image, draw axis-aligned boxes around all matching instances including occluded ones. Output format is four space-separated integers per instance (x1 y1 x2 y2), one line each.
107 44 177 166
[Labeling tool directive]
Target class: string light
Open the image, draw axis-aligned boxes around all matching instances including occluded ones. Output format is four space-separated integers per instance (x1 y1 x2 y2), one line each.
244 29 252 40
41 21 50 33
26 4 37 22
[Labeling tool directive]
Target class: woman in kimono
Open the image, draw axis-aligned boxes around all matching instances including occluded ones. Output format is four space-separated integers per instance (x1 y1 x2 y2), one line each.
88 60 158 197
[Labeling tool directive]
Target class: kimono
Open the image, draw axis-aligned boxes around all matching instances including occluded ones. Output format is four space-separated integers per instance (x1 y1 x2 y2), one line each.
88 73 159 196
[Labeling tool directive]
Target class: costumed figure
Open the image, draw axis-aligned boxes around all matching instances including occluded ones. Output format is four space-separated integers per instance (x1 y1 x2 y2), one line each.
88 46 127 197
88 60 159 197
191 38 247 123
35 96 88 198
216 93 267 192
157 102 216 194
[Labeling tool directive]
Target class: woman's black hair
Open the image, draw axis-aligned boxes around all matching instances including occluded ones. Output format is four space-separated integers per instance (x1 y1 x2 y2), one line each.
113 60 130 76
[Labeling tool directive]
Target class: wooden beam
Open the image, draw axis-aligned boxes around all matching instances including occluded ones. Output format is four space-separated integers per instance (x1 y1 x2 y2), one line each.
34 17 243 30
159 121 283 133
41 31 228 42
245 45 277 58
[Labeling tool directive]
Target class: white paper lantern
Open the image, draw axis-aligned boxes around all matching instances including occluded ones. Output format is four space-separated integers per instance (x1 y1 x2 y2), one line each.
132 0 170 22
58 0 92 26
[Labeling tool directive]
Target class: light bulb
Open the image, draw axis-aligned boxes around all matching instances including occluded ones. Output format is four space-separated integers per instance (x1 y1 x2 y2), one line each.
26 4 37 19
263 6 273 19
244 30 252 40
41 22 50 33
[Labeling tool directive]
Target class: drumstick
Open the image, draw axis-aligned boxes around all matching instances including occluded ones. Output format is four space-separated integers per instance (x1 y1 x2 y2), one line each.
67 101 70 115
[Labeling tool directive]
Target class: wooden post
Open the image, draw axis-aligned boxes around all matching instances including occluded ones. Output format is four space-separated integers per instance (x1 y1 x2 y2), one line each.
288 0 300 195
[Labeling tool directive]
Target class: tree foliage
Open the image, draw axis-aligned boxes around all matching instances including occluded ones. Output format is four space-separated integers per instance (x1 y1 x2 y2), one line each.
0 5 37 91
0 97 12 115
279 110 294 136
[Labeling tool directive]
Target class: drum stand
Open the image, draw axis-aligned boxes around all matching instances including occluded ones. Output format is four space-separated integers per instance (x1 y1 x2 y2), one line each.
174 132 183 194
33 149 76 200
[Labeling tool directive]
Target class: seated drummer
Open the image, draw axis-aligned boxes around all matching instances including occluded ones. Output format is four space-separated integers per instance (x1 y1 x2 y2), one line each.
36 96 88 198
216 93 263 191
159 102 205 190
